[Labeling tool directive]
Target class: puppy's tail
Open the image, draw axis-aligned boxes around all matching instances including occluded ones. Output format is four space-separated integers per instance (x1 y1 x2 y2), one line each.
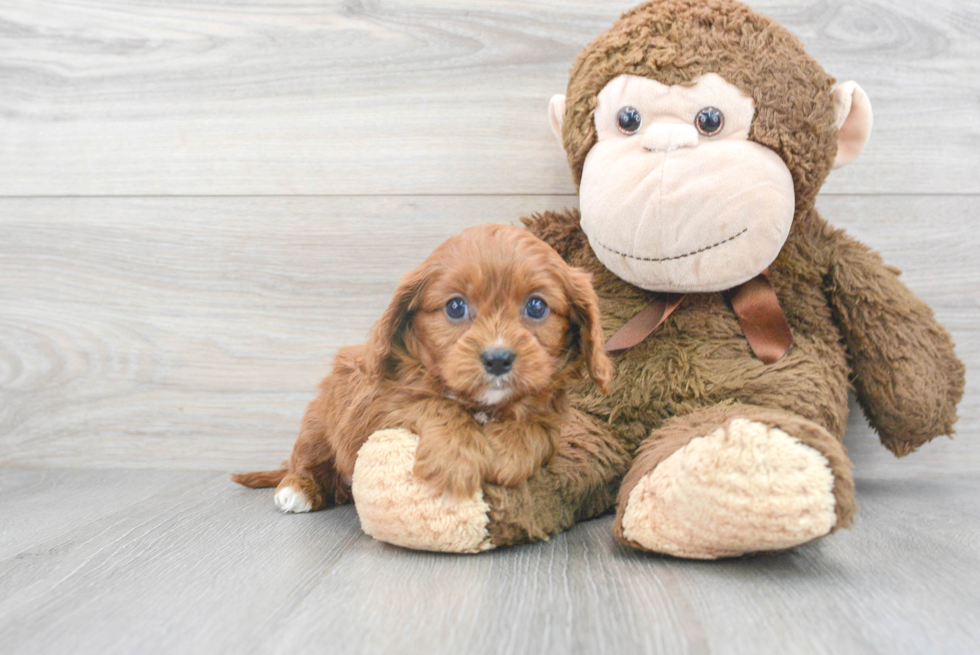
230 468 287 488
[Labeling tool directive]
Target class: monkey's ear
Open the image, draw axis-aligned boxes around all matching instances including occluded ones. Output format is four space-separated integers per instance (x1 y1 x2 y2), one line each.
548 94 567 149
832 81 873 170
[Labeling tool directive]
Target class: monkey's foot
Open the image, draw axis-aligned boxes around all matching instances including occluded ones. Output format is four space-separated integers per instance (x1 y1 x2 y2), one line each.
351 428 494 553
615 410 854 559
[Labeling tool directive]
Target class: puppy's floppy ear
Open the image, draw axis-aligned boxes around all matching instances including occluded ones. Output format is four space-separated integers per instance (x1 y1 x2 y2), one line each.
365 261 435 376
561 265 613 393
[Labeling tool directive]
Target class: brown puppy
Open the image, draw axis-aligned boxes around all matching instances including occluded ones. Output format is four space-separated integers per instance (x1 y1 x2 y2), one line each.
232 223 612 512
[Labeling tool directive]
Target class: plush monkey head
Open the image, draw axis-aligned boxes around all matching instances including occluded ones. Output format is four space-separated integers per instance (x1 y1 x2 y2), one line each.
549 0 873 293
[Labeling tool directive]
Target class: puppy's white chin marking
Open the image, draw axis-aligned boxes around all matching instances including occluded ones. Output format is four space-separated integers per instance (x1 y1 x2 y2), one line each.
478 387 512 407
274 486 312 513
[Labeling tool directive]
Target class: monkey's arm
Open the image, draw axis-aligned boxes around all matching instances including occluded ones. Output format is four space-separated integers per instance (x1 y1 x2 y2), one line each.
825 228 965 455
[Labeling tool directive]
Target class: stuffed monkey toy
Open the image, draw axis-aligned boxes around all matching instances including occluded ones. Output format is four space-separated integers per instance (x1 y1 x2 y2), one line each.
349 0 965 558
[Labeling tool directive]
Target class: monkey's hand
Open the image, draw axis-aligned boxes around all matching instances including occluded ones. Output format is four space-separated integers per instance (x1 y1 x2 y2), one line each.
352 428 494 553
827 229 965 456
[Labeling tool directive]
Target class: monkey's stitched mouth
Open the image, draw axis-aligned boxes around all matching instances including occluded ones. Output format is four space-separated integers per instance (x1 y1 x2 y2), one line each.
594 228 747 262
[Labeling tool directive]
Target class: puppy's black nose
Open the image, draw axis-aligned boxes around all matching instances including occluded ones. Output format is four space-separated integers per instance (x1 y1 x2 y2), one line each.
481 348 515 376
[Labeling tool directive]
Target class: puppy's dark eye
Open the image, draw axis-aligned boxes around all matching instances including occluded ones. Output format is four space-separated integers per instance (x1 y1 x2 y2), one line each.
617 106 642 134
695 106 724 136
524 297 549 320
445 297 468 320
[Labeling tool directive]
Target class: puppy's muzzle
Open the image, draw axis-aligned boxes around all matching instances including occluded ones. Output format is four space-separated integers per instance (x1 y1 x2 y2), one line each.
481 348 515 376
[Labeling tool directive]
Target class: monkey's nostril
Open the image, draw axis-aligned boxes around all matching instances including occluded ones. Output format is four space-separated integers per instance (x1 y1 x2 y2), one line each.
481 348 515 376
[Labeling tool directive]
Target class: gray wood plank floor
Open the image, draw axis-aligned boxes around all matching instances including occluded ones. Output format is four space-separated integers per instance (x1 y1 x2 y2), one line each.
2 0 979 653
1 466 978 655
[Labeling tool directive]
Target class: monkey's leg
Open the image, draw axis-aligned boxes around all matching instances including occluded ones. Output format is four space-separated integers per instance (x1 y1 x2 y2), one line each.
613 403 855 559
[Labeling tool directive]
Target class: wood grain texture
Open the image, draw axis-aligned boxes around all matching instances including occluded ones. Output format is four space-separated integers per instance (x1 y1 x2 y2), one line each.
1 195 976 473
0 467 978 655
1 0 978 196
0 195 571 470
0 468 207 560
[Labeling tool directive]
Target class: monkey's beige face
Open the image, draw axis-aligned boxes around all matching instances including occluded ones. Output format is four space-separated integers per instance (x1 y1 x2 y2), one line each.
577 73 796 293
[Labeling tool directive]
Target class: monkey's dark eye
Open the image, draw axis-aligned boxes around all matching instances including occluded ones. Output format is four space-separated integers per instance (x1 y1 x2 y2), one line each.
445 297 469 320
524 297 549 320
617 106 642 134
695 107 724 136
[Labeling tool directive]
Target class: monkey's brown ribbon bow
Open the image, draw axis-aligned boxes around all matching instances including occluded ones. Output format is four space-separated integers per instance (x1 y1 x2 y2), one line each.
604 269 793 365
604 293 684 352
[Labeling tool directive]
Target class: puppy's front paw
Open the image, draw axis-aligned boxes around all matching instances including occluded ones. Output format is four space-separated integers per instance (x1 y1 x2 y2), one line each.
413 441 484 498
274 485 313 513
486 450 539 488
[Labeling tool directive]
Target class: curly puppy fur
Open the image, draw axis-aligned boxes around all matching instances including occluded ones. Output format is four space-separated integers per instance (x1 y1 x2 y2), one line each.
232 224 612 508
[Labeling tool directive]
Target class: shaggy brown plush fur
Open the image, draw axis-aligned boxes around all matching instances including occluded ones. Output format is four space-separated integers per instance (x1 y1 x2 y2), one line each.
471 0 965 549
232 224 612 506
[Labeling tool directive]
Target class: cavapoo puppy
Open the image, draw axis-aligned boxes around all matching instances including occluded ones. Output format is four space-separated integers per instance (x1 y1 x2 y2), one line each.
232 223 612 512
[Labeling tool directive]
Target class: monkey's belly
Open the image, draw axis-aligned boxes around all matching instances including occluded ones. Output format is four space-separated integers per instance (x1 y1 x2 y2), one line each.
589 292 851 443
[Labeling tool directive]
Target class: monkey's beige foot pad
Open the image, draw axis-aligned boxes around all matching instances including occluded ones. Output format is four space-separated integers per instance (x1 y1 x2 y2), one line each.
620 418 838 559
351 429 494 553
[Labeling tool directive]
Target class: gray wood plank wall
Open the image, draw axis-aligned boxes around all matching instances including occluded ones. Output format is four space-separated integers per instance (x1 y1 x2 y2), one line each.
1 0 978 196
1 195 978 473
2 0 977 472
